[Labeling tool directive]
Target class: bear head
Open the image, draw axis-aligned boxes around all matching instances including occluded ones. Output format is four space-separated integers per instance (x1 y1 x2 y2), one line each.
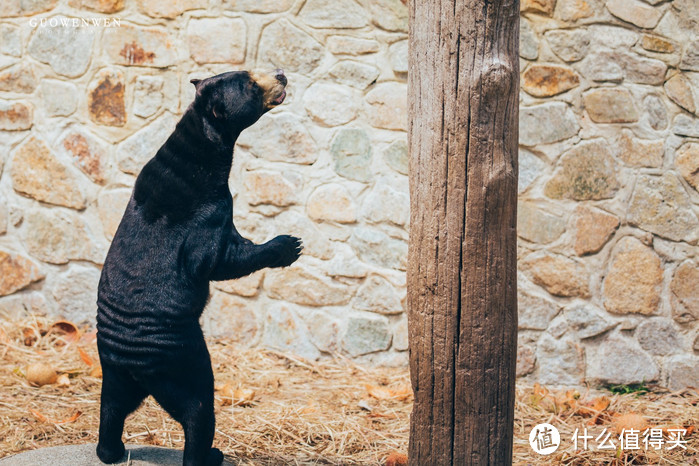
190 69 287 135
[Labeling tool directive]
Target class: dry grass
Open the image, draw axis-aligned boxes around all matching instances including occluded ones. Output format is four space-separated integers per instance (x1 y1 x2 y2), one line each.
0 317 697 465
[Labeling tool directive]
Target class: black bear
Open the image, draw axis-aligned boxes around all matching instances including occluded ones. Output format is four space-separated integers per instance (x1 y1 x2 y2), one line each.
95 69 302 466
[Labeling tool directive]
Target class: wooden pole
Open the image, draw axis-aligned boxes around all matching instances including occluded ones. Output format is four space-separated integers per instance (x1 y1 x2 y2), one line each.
407 0 519 464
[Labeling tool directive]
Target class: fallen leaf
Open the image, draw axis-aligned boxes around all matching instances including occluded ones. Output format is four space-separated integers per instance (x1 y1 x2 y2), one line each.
89 365 103 378
385 452 408 466
56 373 70 387
78 347 94 367
22 327 38 346
612 413 648 434
579 396 611 416
26 363 58 386
365 384 413 401
31 409 82 424
50 320 81 342
219 385 255 406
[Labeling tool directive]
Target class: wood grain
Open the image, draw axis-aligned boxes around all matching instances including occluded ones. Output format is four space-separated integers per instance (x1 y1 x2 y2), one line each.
407 0 519 463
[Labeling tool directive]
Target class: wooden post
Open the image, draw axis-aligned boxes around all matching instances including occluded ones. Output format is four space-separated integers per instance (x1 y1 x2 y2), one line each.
407 0 519 464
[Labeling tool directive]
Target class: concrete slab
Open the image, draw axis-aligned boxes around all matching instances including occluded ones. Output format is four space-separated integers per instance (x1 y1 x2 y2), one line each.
0 444 236 465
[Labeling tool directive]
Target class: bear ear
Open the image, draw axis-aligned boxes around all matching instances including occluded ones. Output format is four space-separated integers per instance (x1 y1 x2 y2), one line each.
190 78 204 98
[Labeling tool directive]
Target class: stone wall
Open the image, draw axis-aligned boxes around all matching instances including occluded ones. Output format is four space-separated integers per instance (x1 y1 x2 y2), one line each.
0 0 697 387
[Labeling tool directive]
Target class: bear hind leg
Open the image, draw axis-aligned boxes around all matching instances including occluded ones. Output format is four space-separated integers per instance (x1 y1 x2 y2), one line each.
97 364 148 464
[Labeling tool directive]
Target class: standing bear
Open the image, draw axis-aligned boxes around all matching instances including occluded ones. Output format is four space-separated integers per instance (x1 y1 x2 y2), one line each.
96 69 302 466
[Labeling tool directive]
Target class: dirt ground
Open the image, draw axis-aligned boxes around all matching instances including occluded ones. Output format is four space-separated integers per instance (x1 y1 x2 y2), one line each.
0 318 696 465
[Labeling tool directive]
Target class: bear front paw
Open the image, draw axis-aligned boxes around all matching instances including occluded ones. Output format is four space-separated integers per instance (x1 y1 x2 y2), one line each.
268 235 303 268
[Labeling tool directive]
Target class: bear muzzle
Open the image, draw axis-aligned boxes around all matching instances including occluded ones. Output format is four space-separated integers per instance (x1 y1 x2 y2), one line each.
251 69 287 109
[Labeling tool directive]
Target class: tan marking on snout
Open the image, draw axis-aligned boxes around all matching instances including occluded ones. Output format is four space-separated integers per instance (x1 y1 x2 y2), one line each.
250 72 286 108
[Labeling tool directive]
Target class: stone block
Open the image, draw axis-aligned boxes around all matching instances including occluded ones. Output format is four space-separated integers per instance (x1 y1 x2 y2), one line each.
187 18 246 64
670 261 699 323
266 265 352 307
258 19 324 75
343 313 392 356
517 201 566 244
573 205 619 256
351 227 407 271
0 249 44 297
104 25 176 67
0 101 32 130
40 80 77 117
523 252 590 298
522 64 580 97
329 60 380 90
28 23 95 77
583 88 638 123
304 83 358 126
97 188 131 240
50 265 100 323
307 184 356 224
299 0 368 29
88 69 125 127
237 112 318 165
365 82 408 131
519 102 579 146
544 28 589 62
330 128 372 182
606 0 662 28
586 334 659 384
675 142 699 192
352 275 404 315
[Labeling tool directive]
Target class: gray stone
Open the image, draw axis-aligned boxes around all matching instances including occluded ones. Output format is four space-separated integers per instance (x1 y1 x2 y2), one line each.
266 265 352 306
520 18 539 60
603 236 663 315
103 25 176 68
351 227 407 271
545 139 619 201
592 51 667 85
0 444 236 466
680 40 699 71
393 316 408 351
384 139 409 175
563 303 616 339
258 19 324 74
671 0 699 36
544 29 589 62
536 334 583 385
579 53 624 82
329 60 380 90
583 88 638 123
23 209 105 265
518 148 545 194
588 25 639 49
670 261 699 324
326 245 370 279
306 184 356 224
389 40 408 72
187 18 246 64
224 0 294 13
203 292 258 344
518 290 560 330
262 304 321 361
665 73 696 115
343 313 392 356
304 83 358 126
327 36 379 55
330 128 372 182
237 113 318 165
28 24 95 77
617 129 664 168
519 102 579 146
636 319 682 356
352 275 404 315
0 24 21 57
665 355 699 390
273 210 334 260
40 79 78 117
517 201 566 244
0 64 37 93
11 136 86 210
118 113 177 175
587 334 659 384
628 174 699 243
300 0 367 29
213 271 264 298
643 94 668 131
98 188 131 240
244 170 298 207
365 82 408 131
301 310 341 353
361 184 409 226
673 114 699 138
606 0 662 28
59 126 109 184
522 252 591 298
50 265 100 323
366 0 408 32
517 341 536 377
0 100 28 131
133 76 163 118
0 292 49 320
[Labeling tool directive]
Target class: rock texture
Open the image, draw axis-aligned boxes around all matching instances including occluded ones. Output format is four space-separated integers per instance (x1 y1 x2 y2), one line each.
0 0 694 386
